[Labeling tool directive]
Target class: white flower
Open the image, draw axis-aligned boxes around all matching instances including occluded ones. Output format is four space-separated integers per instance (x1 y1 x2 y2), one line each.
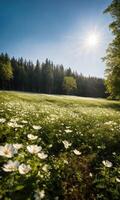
102 160 112 168
64 129 72 133
3 160 19 172
10 118 19 122
0 144 17 158
73 149 82 155
62 140 71 149
0 118 6 123
27 145 42 154
112 152 116 156
63 160 68 164
48 144 52 148
34 189 45 200
42 164 48 172
33 125 41 130
13 144 23 150
89 172 93 177
7 122 15 127
27 134 38 140
21 120 28 124
18 164 31 174
116 177 120 183
7 122 23 128
38 152 48 159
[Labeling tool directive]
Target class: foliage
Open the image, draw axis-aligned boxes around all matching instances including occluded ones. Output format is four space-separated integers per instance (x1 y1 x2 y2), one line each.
0 92 120 199
63 76 77 94
0 53 13 89
104 0 120 99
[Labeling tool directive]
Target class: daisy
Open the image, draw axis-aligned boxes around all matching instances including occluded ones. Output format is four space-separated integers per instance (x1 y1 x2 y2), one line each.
38 152 48 159
0 144 17 158
62 140 71 149
27 145 42 154
18 164 31 174
27 134 38 140
3 160 19 172
73 149 82 155
102 160 112 168
33 125 41 130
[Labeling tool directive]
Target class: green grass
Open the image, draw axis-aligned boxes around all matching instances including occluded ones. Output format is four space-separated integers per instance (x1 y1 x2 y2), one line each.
0 91 120 200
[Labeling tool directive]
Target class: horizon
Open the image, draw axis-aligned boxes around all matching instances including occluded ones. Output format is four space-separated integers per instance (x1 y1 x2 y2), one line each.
0 0 112 78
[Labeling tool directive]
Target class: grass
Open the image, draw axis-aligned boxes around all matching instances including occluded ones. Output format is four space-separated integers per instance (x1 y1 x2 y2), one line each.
0 91 120 200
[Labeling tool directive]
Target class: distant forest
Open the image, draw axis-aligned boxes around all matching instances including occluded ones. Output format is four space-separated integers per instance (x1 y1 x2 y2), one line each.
0 53 106 98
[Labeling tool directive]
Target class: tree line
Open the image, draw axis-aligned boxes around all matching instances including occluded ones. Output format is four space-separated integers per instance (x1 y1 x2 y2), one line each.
0 53 106 98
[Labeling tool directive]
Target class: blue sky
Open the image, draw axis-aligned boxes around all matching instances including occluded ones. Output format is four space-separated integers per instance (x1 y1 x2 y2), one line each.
0 0 112 77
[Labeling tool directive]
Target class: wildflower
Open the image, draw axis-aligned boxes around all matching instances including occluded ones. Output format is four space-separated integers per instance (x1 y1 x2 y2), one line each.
116 177 120 183
63 159 68 164
89 172 93 177
104 121 113 125
27 134 38 140
0 118 6 123
10 118 19 122
64 129 72 133
42 164 48 172
0 144 17 158
48 144 52 148
102 160 112 168
27 145 42 154
73 149 82 155
21 120 28 124
112 152 116 156
62 140 71 149
3 160 19 172
38 152 48 159
34 189 45 200
33 125 41 130
7 122 16 127
18 164 31 174
7 122 23 128
13 144 23 150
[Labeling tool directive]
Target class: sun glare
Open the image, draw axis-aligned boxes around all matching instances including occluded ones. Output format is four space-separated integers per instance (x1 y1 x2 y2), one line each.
86 32 100 48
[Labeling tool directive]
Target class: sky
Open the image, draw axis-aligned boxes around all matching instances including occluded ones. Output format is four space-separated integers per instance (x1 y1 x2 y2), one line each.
0 0 112 78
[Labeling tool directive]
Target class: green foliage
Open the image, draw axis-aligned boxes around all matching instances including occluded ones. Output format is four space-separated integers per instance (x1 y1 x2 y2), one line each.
0 54 13 85
63 76 77 94
104 0 120 99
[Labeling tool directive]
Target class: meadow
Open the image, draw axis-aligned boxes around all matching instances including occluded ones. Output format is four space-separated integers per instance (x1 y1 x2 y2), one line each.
0 91 120 200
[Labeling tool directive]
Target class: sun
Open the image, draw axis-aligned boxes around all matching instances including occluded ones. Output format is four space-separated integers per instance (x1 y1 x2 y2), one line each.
86 32 100 47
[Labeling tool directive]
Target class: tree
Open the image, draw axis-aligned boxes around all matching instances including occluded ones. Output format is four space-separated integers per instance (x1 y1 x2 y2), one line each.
34 60 41 92
63 76 77 95
53 65 64 94
0 54 13 89
41 59 53 93
104 0 120 99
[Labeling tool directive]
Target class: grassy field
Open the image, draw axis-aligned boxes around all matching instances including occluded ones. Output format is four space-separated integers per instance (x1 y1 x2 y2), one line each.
0 91 120 200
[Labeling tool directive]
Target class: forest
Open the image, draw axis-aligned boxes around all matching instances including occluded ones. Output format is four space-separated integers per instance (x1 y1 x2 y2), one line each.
0 53 106 98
